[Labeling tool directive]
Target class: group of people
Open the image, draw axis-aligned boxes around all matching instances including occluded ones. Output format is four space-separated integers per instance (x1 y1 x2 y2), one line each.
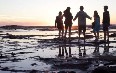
55 6 110 42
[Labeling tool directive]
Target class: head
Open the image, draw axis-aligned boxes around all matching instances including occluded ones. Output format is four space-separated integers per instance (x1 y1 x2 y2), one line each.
80 6 84 11
104 6 108 11
59 11 62 16
94 10 99 18
94 11 98 16
66 7 71 11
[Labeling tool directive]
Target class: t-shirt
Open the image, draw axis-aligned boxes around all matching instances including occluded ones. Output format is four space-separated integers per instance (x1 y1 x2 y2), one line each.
75 11 91 25
56 15 63 24
103 11 110 24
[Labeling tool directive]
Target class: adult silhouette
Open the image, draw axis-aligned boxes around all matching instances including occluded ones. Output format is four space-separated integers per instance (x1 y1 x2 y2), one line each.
63 7 73 41
102 6 110 42
73 6 92 42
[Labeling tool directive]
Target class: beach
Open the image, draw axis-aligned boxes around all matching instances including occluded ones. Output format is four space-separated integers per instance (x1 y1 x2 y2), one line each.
0 25 116 73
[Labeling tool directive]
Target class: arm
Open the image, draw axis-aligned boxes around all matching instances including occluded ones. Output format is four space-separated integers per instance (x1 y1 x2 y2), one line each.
73 13 78 21
55 21 57 28
108 12 110 25
55 17 57 28
85 13 92 20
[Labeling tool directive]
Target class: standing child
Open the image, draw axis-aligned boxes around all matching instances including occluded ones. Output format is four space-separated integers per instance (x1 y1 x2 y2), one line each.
93 11 100 41
55 11 64 39
102 6 110 42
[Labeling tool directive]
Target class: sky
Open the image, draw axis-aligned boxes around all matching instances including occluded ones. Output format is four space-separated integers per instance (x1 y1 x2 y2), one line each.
0 0 116 26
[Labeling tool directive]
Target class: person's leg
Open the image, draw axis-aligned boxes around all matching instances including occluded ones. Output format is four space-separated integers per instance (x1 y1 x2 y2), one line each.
59 30 61 38
61 25 64 38
83 25 86 43
97 32 99 40
104 31 106 41
78 31 80 42
69 25 71 41
103 26 106 41
83 31 85 43
94 32 96 40
62 29 64 38
65 25 68 38
107 30 109 42
58 30 60 38
107 26 109 42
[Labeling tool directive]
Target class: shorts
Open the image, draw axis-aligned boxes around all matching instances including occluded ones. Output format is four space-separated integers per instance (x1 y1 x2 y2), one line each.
64 20 72 29
78 25 86 33
103 24 109 31
65 24 72 29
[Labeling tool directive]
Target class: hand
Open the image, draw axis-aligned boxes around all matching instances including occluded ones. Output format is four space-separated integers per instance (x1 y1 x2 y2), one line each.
90 17 92 20
73 19 75 21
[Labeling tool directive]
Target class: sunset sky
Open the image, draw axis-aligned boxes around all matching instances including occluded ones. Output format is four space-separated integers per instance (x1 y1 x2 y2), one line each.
0 0 116 26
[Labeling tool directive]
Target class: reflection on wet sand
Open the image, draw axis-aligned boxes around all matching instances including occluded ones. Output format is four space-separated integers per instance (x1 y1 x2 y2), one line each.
58 44 72 58
103 42 109 55
78 44 86 58
0 26 116 73
93 44 100 56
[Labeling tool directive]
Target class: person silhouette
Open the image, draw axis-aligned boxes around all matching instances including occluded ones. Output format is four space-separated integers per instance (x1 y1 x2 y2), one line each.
93 11 100 41
73 6 92 43
102 6 110 42
55 11 64 39
63 7 73 41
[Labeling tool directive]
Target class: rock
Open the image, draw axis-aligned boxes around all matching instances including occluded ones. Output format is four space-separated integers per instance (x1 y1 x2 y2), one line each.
92 66 111 73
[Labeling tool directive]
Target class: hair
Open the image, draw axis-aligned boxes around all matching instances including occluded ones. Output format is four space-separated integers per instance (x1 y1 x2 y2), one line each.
104 6 108 9
94 10 99 18
80 6 84 11
59 11 62 15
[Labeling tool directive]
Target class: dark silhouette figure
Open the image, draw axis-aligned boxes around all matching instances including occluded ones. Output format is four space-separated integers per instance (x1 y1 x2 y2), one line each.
63 7 73 41
73 6 92 43
55 11 64 39
93 11 100 41
102 6 110 42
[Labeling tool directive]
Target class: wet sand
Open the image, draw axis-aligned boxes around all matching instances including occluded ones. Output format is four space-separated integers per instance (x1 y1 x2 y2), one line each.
0 26 116 73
